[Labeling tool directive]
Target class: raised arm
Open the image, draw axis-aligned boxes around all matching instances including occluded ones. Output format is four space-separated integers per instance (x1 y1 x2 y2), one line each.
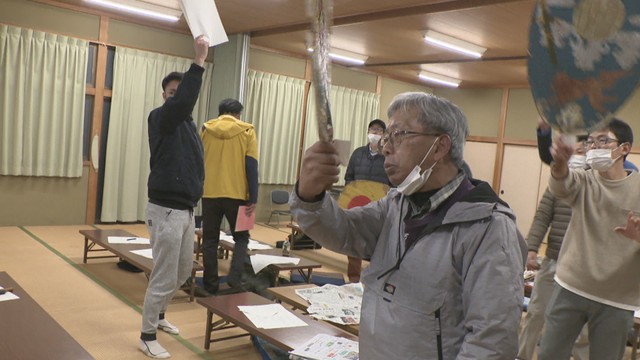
537 118 553 165
550 134 573 180
157 36 209 133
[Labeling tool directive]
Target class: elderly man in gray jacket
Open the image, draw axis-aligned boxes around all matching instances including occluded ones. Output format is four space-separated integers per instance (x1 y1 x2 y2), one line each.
291 92 527 359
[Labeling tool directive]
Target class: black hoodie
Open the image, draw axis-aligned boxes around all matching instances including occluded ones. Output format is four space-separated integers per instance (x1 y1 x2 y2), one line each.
147 63 205 210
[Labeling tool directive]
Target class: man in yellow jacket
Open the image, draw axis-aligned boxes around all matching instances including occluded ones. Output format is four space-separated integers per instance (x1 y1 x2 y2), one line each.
200 99 258 294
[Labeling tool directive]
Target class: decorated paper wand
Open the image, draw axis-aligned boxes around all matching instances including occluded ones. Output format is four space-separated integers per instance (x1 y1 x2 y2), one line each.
307 0 333 142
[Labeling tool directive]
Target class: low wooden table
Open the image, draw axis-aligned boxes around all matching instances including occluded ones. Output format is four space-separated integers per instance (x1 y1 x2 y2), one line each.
267 284 360 335
0 272 94 359
79 229 203 301
194 229 322 286
248 249 322 286
196 291 357 351
267 283 317 311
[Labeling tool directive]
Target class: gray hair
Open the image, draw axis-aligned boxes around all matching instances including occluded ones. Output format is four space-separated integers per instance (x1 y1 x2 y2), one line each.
387 92 469 167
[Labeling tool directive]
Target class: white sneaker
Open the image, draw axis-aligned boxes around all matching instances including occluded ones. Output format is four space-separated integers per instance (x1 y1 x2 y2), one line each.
139 339 171 359
158 319 179 335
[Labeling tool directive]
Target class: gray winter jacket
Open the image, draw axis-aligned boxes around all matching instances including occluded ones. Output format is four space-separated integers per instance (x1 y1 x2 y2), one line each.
291 178 526 360
526 187 571 261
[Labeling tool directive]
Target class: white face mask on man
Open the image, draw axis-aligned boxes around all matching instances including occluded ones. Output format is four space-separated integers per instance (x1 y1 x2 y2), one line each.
586 148 620 171
397 138 439 195
567 154 587 169
368 133 382 144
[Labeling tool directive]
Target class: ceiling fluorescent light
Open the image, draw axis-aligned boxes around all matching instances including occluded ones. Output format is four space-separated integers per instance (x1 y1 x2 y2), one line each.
307 47 368 65
423 30 486 58
85 0 181 22
419 71 460 88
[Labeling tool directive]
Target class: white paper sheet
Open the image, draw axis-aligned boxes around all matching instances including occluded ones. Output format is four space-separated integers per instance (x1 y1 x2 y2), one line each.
635 310 640 318
248 242 272 250
0 286 19 302
295 283 363 325
108 236 150 245
130 248 153 259
289 333 359 360
179 0 228 47
219 231 272 250
250 254 300 273
238 303 308 329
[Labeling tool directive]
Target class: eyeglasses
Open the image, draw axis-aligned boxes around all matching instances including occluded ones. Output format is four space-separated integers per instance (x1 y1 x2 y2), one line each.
379 129 440 148
583 136 619 148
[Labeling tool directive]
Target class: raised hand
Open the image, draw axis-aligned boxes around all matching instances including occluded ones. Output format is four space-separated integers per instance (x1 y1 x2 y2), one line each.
550 135 574 179
194 35 209 67
614 211 640 243
298 141 340 201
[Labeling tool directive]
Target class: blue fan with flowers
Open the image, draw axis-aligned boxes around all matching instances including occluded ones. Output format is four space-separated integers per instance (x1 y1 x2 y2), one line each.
528 0 640 133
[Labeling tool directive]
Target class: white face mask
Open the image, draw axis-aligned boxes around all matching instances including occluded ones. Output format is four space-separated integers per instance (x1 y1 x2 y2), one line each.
586 148 620 171
368 133 382 144
397 138 439 195
567 154 587 169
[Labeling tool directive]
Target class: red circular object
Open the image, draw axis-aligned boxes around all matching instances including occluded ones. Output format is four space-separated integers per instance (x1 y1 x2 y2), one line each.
348 195 371 209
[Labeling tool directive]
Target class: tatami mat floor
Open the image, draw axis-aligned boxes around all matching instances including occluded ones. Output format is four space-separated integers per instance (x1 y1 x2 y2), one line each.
2 222 340 360
1 223 636 359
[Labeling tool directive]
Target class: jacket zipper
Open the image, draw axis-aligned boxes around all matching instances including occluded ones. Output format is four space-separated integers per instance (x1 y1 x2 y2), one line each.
436 308 443 360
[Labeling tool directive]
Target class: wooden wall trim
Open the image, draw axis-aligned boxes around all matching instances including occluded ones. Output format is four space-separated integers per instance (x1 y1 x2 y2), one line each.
85 15 109 225
467 135 498 143
492 88 509 191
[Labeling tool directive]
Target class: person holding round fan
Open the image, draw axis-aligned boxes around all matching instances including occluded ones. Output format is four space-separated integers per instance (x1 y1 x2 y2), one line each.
538 119 640 359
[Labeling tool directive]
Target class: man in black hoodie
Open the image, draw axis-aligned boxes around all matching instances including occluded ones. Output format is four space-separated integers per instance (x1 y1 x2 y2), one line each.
138 35 208 359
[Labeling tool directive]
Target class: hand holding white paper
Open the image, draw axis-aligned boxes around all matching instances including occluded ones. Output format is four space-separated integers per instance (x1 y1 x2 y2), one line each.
179 0 228 47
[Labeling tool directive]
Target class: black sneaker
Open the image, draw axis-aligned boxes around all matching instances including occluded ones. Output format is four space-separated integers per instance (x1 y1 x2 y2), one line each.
192 287 211 298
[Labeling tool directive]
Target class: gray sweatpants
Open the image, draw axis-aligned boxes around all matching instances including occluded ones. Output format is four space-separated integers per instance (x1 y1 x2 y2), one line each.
141 202 195 335
538 285 634 360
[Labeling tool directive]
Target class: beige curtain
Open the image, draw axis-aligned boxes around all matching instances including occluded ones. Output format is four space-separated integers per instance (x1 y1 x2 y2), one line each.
244 70 306 185
304 85 380 185
100 47 212 222
0 25 87 177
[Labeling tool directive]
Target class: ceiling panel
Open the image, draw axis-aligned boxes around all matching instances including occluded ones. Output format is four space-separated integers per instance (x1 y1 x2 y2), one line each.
44 0 537 88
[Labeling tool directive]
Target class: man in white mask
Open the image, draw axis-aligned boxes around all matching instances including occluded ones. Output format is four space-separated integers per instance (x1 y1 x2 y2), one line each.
344 119 390 186
538 118 640 360
343 119 390 282
290 92 527 359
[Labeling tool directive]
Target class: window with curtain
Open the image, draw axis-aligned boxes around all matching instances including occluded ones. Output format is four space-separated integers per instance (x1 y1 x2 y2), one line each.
0 25 88 177
304 85 380 186
100 47 213 222
244 70 306 185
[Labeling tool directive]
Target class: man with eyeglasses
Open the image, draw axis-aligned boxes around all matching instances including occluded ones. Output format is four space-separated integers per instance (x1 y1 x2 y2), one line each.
290 92 527 359
538 118 640 360
536 117 638 171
